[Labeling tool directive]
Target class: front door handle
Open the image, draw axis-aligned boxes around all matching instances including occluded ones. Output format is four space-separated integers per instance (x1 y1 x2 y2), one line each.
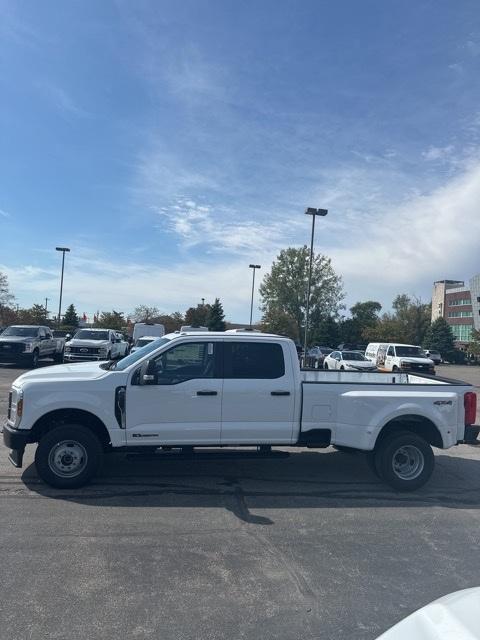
196 390 218 396
271 391 290 396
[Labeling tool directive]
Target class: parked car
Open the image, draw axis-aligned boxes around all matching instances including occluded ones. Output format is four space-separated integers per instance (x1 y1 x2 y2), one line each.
423 348 442 365
0 325 64 367
324 350 378 371
4 331 478 491
366 342 435 374
130 336 160 354
306 346 332 368
63 328 124 362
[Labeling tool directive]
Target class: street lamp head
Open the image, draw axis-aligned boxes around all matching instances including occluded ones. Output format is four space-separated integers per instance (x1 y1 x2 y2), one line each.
305 207 328 217
249 264 261 269
56 247 70 252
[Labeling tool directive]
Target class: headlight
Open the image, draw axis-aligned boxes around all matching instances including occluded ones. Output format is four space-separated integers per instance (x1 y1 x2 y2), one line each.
23 343 33 353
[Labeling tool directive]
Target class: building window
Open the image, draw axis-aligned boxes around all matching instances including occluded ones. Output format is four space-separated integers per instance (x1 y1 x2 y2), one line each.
450 325 473 342
448 298 471 306
448 311 473 318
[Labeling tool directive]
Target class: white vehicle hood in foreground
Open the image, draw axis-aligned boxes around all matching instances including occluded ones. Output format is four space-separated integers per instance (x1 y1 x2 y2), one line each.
376 588 480 639
14 362 107 385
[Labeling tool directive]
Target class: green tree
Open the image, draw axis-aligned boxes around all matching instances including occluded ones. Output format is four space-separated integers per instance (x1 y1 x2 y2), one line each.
260 307 299 340
311 316 340 348
185 304 211 327
350 300 382 340
95 310 125 331
62 303 79 327
151 312 184 333
423 317 456 359
259 246 344 343
206 298 226 331
0 271 15 325
132 305 159 323
392 295 431 345
18 304 48 324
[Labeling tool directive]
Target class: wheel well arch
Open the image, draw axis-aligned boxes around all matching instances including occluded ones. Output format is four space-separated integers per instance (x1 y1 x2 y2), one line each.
31 409 112 451
374 414 443 449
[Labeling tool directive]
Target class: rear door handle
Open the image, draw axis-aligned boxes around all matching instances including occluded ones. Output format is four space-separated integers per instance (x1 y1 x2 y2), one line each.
196 390 218 396
271 391 290 396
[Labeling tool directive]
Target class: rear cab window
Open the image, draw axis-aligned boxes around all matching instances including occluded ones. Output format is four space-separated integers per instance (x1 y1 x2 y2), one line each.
223 341 285 379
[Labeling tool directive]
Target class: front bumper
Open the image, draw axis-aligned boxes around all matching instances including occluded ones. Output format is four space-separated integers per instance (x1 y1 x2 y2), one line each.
63 354 107 362
2 423 31 468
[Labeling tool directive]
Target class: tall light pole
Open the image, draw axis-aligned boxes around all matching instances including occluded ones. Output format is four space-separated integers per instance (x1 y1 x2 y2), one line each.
56 247 70 325
45 297 49 320
303 208 328 362
249 264 261 328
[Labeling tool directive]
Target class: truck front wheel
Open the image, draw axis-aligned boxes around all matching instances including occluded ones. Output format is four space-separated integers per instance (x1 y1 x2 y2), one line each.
35 425 103 489
374 431 434 491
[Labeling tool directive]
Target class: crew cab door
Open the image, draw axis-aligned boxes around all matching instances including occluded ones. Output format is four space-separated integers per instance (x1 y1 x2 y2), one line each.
38 327 51 356
221 340 295 444
125 339 223 445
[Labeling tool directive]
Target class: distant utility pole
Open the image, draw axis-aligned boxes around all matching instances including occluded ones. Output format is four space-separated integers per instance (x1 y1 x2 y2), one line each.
56 247 70 326
45 297 49 318
303 208 328 360
248 264 261 329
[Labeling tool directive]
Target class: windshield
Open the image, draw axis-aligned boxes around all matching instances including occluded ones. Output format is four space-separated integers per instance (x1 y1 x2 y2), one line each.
112 337 170 370
3 326 39 337
136 338 154 347
395 346 424 357
342 351 367 361
74 330 110 341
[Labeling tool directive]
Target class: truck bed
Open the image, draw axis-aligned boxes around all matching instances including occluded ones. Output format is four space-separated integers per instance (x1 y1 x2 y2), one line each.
301 370 464 385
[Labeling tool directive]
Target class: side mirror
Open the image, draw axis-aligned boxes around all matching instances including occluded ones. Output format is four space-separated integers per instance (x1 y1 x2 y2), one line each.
66 334 71 340
139 359 156 385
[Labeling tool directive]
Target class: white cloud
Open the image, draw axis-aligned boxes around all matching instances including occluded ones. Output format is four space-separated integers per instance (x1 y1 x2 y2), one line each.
0 253 264 323
422 145 455 161
328 159 480 306
0 208 10 218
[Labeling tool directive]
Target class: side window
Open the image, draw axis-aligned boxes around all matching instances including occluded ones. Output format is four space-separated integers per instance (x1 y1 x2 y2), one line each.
38 328 45 338
151 342 216 385
387 346 395 356
224 342 285 379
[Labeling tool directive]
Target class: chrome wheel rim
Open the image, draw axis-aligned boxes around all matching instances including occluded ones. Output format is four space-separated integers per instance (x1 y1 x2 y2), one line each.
392 445 424 480
48 440 88 478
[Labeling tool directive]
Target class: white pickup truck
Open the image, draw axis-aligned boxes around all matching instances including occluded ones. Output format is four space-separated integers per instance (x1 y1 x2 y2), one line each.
3 332 478 490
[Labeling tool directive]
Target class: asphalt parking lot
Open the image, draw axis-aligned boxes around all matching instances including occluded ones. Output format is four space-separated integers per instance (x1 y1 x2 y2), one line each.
1 363 480 640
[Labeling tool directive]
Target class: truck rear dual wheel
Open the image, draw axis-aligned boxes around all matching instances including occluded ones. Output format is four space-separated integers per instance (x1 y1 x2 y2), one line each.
35 424 103 489
368 431 434 491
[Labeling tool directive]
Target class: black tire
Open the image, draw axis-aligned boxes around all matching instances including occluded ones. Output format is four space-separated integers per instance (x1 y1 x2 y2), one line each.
35 424 103 489
392 365 399 372
374 431 434 491
340 365 345 370
324 362 329 370
31 350 39 368
54 350 64 363
365 451 382 478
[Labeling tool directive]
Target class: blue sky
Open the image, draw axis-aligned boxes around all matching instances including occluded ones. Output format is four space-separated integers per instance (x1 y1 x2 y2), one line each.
1 0 480 323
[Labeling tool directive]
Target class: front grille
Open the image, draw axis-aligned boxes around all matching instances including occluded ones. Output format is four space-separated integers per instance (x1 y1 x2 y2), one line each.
7 392 12 420
0 342 24 355
69 346 101 355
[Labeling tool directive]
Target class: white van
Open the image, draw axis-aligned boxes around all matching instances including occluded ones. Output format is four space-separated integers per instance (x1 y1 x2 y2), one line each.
180 325 208 332
132 323 165 341
365 342 435 374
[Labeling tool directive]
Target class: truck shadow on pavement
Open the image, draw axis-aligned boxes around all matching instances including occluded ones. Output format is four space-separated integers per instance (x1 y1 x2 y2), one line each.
21 447 480 525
